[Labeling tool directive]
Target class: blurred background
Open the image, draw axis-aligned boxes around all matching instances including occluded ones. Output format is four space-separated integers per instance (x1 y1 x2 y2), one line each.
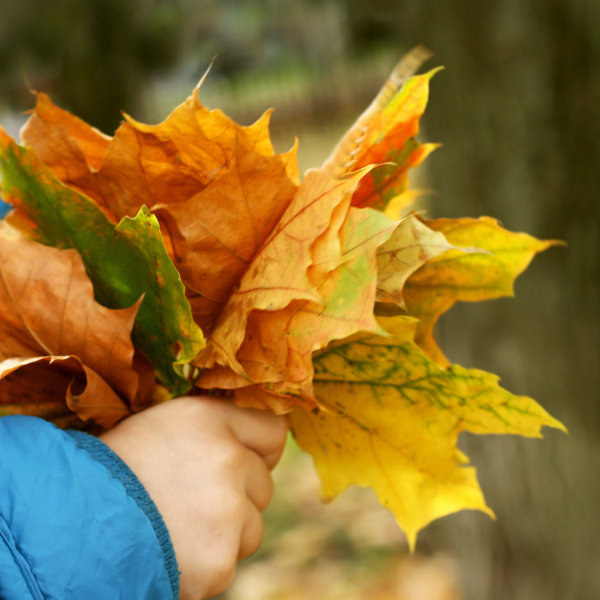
1 1 598 598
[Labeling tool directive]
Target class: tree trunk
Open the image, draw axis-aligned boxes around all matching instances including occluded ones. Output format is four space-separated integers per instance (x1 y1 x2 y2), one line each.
377 1 600 598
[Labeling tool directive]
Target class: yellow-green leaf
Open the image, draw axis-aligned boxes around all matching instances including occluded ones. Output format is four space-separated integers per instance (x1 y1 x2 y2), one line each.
116 206 206 378
376 215 477 308
404 217 561 365
289 315 565 550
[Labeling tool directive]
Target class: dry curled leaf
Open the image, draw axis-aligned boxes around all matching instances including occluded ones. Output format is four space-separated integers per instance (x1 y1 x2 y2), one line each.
196 167 373 377
0 221 139 427
231 207 396 410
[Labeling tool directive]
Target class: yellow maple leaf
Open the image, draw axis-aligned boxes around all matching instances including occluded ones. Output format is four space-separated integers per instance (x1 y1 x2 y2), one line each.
404 217 562 365
289 315 566 550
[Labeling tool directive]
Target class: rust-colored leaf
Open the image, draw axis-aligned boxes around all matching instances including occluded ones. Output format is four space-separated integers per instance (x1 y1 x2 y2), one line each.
96 90 278 219
0 356 129 428
20 92 111 205
323 53 439 213
156 139 299 333
0 222 139 426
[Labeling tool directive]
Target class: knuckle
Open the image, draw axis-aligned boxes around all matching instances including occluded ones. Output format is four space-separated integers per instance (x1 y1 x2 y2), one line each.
272 416 289 448
240 510 264 560
264 413 288 448
205 549 237 597
262 416 288 466
216 441 245 473
255 474 274 511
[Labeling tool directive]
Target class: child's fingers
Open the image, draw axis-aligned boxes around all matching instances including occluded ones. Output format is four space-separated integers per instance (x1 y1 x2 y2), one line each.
238 501 264 560
243 449 275 511
227 404 288 469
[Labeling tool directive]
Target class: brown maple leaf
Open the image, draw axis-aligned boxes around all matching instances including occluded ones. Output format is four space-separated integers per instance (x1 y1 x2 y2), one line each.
0 221 140 427
21 89 299 334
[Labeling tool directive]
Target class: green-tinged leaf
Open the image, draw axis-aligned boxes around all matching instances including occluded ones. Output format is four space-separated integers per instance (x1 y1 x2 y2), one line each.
290 315 565 550
227 206 396 413
116 207 205 377
0 129 205 395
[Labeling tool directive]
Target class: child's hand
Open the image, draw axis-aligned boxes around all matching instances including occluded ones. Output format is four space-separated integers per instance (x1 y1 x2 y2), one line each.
100 396 288 600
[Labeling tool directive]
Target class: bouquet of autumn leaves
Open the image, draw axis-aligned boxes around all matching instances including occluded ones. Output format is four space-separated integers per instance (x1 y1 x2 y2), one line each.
0 53 565 548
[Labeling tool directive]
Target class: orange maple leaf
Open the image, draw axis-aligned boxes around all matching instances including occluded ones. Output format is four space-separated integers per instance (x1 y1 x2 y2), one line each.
21 89 300 334
196 167 373 377
323 47 438 213
0 222 141 427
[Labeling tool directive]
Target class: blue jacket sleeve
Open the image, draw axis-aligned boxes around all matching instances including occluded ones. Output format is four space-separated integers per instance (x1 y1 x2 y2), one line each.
0 416 179 599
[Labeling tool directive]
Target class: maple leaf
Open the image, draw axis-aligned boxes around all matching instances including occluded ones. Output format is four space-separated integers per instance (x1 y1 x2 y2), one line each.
0 49 566 545
403 217 561 365
240 207 396 384
0 128 205 396
21 89 300 334
376 215 482 309
19 93 111 205
196 167 374 377
156 137 299 334
229 206 396 413
289 315 566 549
323 47 438 213
0 221 139 427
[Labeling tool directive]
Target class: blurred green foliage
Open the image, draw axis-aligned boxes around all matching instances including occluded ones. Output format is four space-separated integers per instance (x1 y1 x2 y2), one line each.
0 0 184 133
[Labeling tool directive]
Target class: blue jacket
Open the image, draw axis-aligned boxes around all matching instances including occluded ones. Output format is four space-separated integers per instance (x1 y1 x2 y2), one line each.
0 416 179 599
